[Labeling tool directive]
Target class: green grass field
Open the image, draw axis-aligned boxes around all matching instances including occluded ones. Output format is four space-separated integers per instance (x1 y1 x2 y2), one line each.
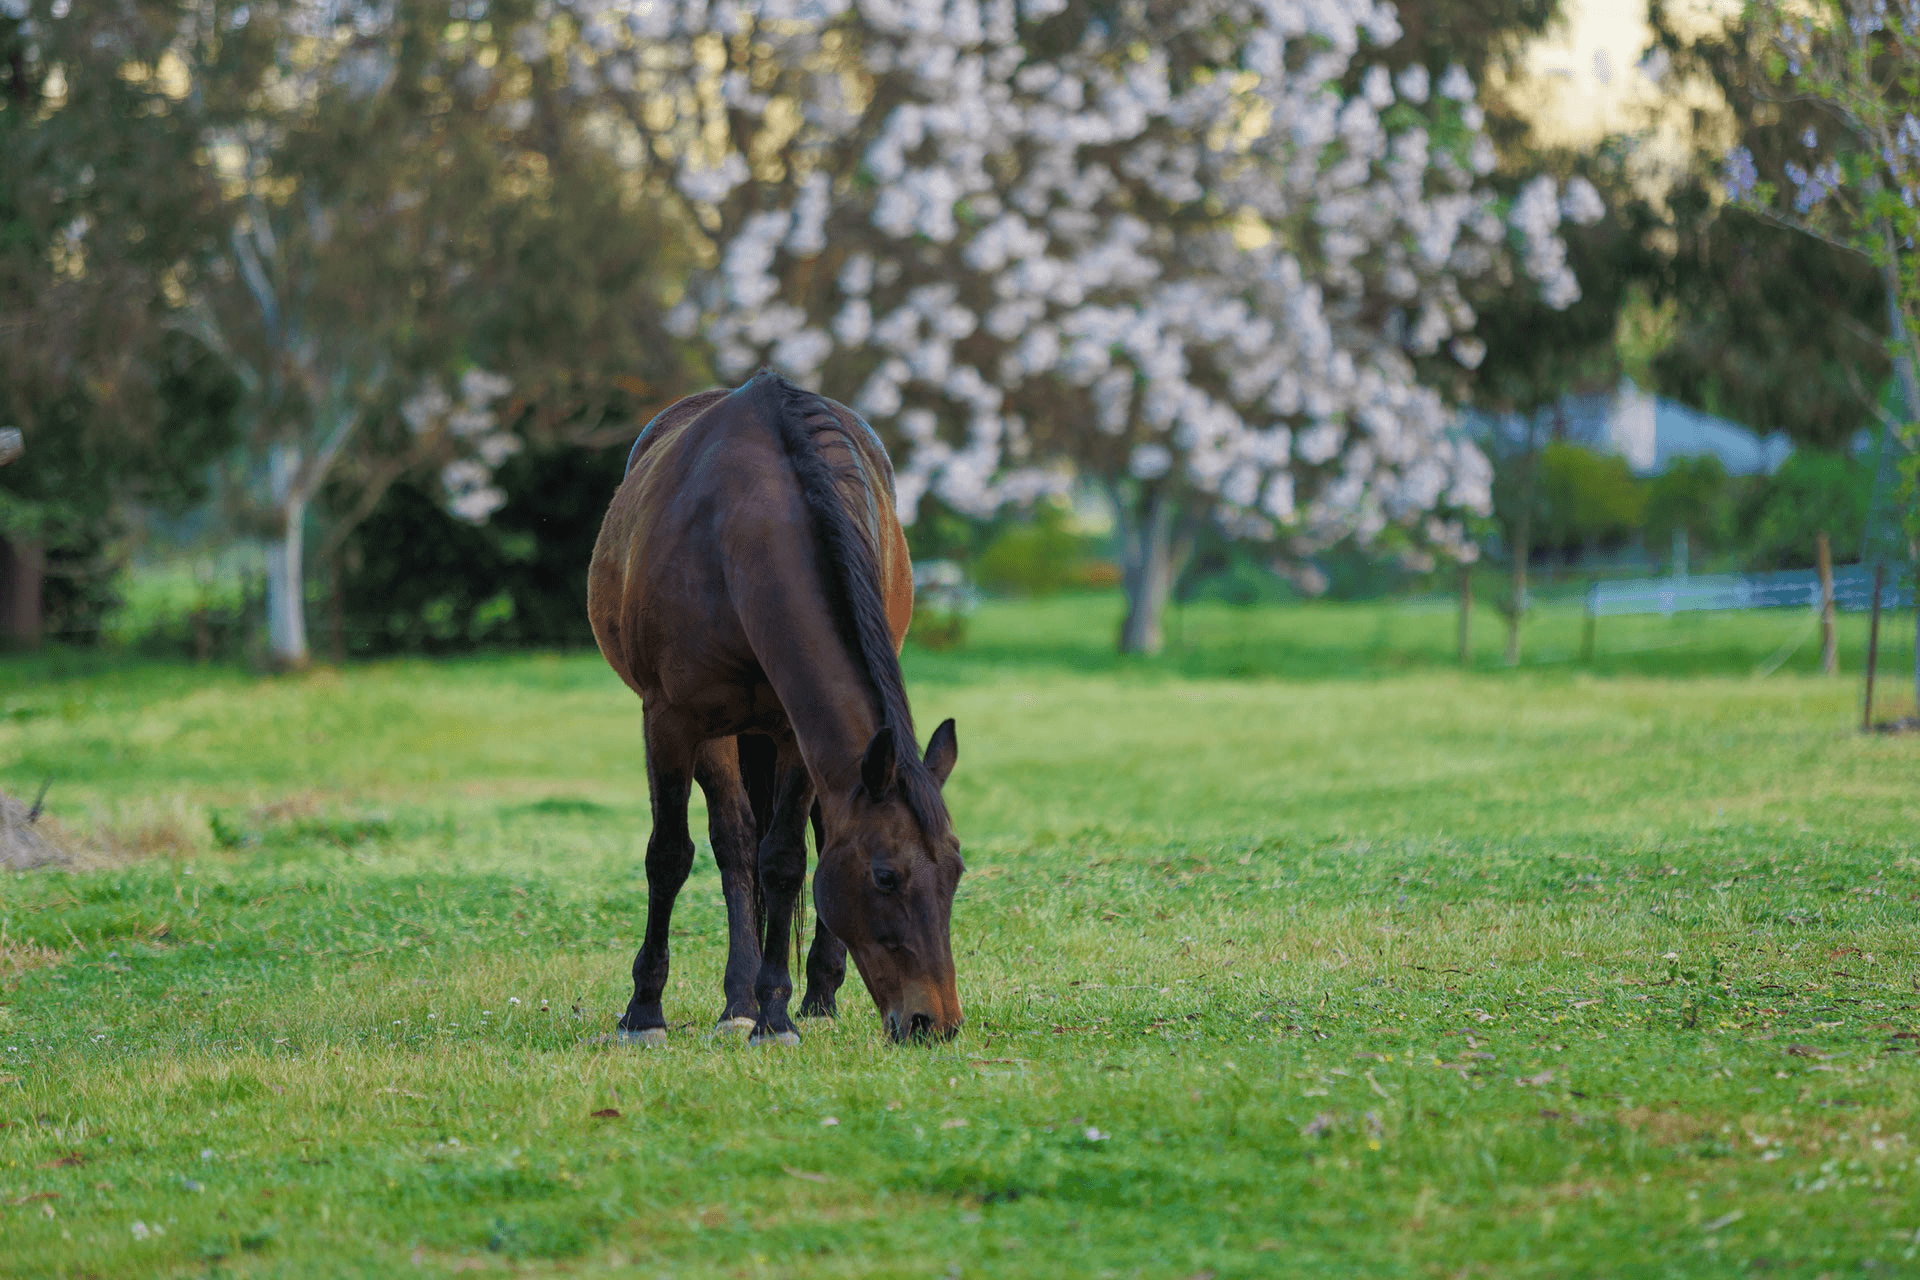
3 595 1919 1278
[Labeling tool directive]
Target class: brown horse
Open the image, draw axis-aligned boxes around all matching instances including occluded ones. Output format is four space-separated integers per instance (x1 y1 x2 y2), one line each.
587 370 964 1046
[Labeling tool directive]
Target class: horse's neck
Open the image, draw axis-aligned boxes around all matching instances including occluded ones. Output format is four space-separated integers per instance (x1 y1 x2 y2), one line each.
736 540 884 813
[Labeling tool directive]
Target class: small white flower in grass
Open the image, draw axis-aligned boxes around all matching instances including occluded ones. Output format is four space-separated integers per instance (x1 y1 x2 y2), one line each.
200 1149 213 1161
821 1116 839 1127
130 1221 151 1240
508 997 520 1006
1084 1127 1110 1141
1663 952 1679 961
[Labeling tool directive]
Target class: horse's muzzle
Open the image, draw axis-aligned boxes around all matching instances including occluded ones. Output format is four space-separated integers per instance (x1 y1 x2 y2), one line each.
886 1010 960 1044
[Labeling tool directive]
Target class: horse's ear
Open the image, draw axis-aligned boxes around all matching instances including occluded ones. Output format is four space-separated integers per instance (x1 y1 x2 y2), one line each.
860 725 897 797
924 718 958 787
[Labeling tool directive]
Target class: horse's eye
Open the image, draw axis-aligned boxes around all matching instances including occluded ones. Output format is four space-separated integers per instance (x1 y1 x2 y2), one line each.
872 865 902 893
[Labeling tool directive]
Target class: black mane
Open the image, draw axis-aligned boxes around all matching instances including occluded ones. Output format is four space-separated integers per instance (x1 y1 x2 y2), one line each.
744 370 951 842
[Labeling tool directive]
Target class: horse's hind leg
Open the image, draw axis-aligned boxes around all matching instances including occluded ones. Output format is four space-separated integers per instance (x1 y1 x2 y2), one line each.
750 752 814 1046
798 803 848 1019
616 712 697 1044
695 737 763 1029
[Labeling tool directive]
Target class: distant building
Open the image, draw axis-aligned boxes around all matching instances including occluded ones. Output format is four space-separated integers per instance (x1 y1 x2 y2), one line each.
1465 381 1794 476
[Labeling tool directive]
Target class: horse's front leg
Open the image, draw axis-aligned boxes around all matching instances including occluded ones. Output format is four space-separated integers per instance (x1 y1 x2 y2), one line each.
616 711 697 1044
750 754 814 1046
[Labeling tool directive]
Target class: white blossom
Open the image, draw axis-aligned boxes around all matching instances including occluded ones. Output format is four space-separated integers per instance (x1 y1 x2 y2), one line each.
559 0 1579 561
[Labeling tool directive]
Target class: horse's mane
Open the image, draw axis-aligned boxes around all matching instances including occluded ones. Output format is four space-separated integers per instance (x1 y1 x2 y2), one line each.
745 370 951 842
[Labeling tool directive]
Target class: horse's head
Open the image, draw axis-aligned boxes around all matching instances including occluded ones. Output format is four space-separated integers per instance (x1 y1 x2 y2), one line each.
814 718 963 1043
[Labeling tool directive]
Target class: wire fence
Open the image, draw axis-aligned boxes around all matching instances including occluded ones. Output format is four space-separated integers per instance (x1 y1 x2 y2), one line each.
1585 564 1913 618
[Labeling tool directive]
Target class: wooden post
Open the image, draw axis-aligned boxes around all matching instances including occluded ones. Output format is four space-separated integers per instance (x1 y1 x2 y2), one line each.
1581 581 1597 664
1457 563 1472 666
1817 532 1836 675
1864 563 1886 732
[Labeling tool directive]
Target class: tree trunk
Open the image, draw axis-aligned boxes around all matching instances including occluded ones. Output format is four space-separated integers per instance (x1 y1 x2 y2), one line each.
1116 487 1193 656
1817 531 1836 676
265 445 310 668
1504 503 1529 667
0 534 44 648
1457 563 1472 665
1503 412 1543 668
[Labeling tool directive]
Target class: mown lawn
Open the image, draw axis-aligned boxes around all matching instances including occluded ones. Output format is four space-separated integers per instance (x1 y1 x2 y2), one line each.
3 595 1918 1278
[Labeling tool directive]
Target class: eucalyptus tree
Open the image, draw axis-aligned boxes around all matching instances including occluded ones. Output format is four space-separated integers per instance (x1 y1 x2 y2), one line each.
530 0 1598 652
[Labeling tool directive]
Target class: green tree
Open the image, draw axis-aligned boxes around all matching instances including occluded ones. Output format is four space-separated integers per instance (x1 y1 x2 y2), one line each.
0 1 234 645
1742 449 1874 570
1534 443 1647 559
1644 455 1737 569
1647 4 1892 452
168 0 691 665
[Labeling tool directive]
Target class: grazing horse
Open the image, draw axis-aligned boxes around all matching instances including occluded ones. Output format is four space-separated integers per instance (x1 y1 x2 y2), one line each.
587 370 964 1046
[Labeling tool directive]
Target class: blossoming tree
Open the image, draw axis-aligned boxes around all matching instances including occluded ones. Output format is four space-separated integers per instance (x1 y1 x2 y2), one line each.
546 0 1597 650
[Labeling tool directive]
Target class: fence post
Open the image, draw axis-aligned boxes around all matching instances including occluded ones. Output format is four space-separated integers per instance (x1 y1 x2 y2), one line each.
1864 563 1885 732
1457 563 1472 666
1582 581 1597 664
1816 532 1836 675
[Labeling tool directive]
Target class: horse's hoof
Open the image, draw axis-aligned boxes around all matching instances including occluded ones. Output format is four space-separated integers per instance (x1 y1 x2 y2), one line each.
613 1027 667 1047
749 1029 801 1047
709 1016 756 1037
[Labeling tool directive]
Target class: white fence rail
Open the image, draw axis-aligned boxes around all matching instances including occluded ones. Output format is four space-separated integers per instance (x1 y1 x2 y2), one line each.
1585 565 1911 618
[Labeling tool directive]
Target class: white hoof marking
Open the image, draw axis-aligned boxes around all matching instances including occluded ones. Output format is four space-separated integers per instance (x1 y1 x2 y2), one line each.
709 1017 756 1037
615 1027 668 1047
750 1030 802 1048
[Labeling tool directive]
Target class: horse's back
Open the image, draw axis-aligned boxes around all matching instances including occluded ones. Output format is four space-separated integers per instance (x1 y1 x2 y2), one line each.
587 377 913 718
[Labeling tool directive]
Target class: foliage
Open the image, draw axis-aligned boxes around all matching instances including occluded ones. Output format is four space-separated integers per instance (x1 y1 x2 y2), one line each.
1742 447 1876 569
1646 5 1893 450
2 614 1916 1274
1466 143 1664 419
1531 442 1646 557
335 441 630 654
0 0 222 465
2 0 698 663
971 499 1107 598
1645 453 1739 560
1719 0 1920 555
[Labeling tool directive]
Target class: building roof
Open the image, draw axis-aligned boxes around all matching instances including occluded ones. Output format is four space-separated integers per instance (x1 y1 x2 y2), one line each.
1463 381 1794 477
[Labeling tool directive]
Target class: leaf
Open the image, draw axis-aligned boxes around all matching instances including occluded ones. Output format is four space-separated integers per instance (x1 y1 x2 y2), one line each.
1299 1112 1335 1138
589 1108 620 1119
40 1152 84 1169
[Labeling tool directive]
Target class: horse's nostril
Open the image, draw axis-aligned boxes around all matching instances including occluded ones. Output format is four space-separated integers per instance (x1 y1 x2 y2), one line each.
909 1012 934 1040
